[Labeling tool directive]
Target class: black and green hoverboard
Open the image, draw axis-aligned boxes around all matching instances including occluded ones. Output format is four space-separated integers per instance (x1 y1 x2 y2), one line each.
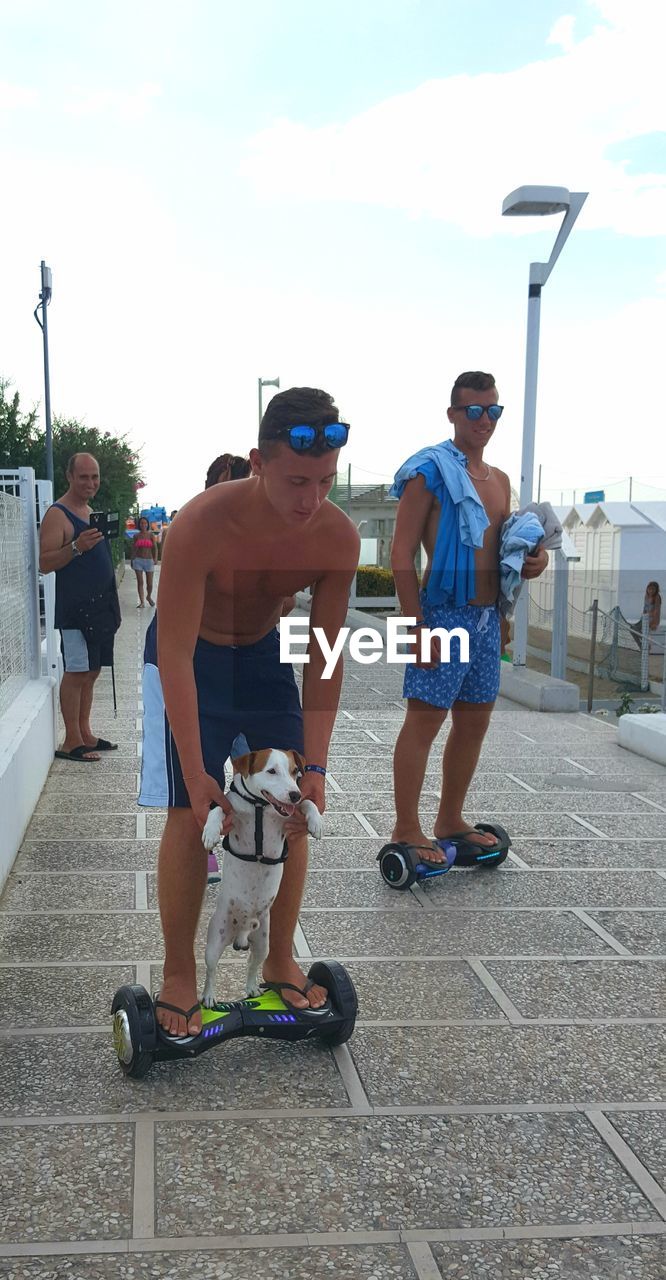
111 960 357 1080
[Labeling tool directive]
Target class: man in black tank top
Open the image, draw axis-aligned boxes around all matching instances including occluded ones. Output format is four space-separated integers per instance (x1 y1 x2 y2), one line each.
39 453 119 762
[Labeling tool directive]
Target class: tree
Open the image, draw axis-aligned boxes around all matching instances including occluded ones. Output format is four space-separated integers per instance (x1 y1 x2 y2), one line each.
0 377 144 566
0 379 40 469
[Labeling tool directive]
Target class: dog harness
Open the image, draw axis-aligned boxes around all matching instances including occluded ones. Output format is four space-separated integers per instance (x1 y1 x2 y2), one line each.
221 779 289 865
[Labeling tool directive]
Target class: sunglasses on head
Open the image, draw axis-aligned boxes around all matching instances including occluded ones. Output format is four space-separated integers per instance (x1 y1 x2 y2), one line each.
273 422 350 452
451 404 504 422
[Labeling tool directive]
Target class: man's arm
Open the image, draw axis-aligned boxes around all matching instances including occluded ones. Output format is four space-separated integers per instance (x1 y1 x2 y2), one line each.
155 509 227 828
390 475 432 619
39 506 103 572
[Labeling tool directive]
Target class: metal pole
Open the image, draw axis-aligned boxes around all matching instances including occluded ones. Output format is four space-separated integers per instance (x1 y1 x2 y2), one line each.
587 598 599 713
346 463 352 516
34 261 54 486
512 270 542 667
258 378 263 429
629 476 633 501
537 463 542 502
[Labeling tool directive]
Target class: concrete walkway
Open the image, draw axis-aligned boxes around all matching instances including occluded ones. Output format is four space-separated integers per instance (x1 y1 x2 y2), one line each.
1 570 665 1278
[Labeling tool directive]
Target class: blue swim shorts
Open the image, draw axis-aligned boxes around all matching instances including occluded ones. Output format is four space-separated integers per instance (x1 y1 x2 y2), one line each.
403 600 501 709
138 615 304 808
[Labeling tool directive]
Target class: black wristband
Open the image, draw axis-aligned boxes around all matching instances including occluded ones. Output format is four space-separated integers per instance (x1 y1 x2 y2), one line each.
304 764 326 776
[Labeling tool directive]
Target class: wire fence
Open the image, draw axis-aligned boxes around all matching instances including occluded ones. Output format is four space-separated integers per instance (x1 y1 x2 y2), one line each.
0 486 31 719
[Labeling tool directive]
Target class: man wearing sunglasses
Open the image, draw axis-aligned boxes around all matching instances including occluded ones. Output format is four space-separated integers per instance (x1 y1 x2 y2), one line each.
389 370 548 867
139 387 359 1036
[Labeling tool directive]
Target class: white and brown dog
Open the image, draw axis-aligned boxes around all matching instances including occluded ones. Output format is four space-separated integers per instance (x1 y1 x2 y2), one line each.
201 749 323 1005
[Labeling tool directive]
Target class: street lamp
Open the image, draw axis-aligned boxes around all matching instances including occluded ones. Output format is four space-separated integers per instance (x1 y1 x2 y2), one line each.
258 376 280 428
33 260 54 486
502 184 588 667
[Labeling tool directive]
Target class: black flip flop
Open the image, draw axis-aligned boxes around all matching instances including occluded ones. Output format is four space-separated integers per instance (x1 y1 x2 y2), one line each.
54 745 101 763
397 841 455 872
154 998 202 1039
90 738 118 752
261 979 329 1014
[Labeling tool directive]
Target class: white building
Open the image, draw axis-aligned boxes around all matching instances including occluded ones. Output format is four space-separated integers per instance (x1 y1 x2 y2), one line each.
530 502 666 639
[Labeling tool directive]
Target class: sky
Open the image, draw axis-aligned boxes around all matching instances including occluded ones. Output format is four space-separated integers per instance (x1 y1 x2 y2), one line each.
1 0 665 511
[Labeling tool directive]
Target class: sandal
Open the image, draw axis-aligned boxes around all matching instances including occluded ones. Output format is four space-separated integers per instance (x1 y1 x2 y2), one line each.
154 998 201 1038
261 979 328 1014
54 745 100 763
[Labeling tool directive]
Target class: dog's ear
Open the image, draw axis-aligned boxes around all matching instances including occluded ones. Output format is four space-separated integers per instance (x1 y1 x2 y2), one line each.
231 752 256 775
292 751 307 776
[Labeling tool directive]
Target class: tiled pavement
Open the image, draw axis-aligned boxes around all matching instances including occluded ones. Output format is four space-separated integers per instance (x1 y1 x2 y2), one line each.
1 574 665 1279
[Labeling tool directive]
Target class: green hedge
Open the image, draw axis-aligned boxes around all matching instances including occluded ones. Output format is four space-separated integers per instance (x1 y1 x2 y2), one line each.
355 566 395 596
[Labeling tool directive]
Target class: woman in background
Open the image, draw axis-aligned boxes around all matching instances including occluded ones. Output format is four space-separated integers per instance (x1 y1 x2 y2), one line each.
131 516 158 608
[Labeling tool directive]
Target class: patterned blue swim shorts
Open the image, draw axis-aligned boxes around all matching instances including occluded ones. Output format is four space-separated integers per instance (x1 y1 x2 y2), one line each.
403 600 501 709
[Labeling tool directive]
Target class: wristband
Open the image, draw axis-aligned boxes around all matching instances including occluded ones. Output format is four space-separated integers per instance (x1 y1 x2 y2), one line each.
304 764 326 776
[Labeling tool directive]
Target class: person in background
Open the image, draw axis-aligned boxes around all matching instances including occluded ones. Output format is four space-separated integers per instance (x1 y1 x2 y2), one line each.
39 453 119 762
205 453 251 488
632 581 662 651
132 516 158 608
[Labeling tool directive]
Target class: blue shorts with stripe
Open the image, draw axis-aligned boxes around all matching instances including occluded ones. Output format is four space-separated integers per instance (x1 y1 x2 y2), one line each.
403 600 501 709
138 616 304 809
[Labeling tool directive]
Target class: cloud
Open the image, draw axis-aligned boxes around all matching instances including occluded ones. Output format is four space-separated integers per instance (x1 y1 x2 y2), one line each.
241 0 666 238
63 81 161 121
547 15 577 53
0 80 37 111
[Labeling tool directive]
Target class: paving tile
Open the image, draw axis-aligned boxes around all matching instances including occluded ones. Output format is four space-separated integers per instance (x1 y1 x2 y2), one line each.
484 959 666 1019
0 873 135 912
0 965 134 1026
0 1123 132 1241
0 1031 349 1117
146 868 421 912
308 837 392 870
24 815 136 841
343 959 503 1021
422 870 666 909
34 793 142 814
431 1235 666 1279
582 815 666 839
362 811 594 839
0 912 164 962
15 840 160 872
351 1024 665 1105
515 839 666 869
588 911 666 955
611 1110 666 1187
300 909 614 956
155 1112 659 1235
0 1247 419 1279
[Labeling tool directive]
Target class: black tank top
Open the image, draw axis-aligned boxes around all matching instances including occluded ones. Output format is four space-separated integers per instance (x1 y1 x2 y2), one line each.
52 503 115 628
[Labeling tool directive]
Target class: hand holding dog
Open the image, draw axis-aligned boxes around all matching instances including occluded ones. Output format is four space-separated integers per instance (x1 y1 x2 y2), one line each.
185 771 232 833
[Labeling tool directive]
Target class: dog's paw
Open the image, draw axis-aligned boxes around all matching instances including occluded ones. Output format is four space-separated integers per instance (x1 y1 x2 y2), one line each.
202 807 223 851
201 981 217 1009
301 798 324 839
246 981 261 998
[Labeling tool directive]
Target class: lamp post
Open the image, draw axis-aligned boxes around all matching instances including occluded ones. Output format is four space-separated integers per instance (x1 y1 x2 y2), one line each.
33 260 54 486
502 185 588 667
258 376 280 428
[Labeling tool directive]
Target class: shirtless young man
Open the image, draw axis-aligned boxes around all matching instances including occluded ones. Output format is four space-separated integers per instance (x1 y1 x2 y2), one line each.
390 371 548 861
138 387 360 1036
